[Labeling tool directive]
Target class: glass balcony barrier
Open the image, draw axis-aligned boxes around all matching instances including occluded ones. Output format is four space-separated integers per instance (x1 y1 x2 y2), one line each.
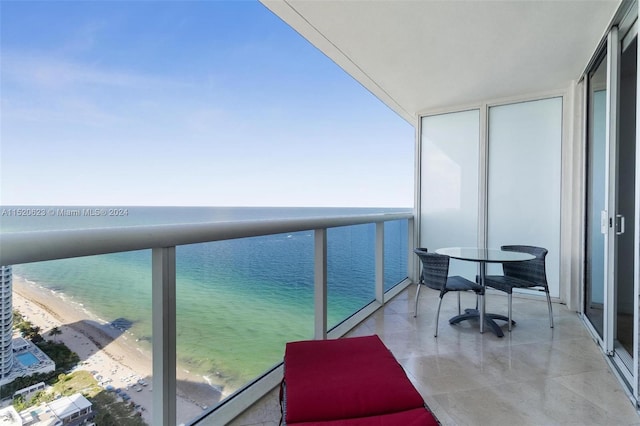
0 213 413 425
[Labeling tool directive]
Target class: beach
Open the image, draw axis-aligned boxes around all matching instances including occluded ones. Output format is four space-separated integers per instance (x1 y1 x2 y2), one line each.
12 276 224 425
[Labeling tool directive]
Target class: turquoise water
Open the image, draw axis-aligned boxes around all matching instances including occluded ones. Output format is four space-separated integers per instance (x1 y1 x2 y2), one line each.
16 352 39 367
1 206 408 390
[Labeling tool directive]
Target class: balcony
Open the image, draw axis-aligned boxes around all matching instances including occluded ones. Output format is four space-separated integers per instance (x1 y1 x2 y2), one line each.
0 1 638 424
2 211 639 425
0 212 414 425
230 287 640 426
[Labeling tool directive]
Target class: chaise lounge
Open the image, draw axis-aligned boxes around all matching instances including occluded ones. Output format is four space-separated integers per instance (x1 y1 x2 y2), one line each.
281 334 439 425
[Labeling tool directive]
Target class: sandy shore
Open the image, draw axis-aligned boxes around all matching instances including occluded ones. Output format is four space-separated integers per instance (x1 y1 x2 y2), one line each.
12 276 224 425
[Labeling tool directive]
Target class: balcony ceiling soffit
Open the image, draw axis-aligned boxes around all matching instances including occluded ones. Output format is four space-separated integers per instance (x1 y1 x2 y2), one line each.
261 0 621 122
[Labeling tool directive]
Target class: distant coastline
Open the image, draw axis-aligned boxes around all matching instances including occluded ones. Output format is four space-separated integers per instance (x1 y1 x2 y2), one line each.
12 275 225 424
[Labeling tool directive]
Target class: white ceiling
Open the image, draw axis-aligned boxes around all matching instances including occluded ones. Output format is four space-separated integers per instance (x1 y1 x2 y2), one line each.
261 0 621 122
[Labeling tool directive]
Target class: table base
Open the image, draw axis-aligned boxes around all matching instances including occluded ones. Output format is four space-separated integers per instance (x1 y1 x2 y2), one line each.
449 308 515 338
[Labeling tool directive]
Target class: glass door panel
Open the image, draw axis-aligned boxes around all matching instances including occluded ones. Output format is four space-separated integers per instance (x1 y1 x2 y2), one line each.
584 8 638 397
585 52 608 338
420 110 479 280
487 98 562 296
614 29 637 365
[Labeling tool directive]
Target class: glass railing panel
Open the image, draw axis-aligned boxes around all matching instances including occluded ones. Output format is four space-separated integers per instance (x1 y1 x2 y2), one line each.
6 253 152 425
327 224 376 329
175 232 314 424
0 209 413 425
384 219 409 291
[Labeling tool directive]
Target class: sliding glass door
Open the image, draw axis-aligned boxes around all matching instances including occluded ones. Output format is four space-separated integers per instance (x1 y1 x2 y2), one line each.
585 51 607 340
614 21 637 370
584 14 638 384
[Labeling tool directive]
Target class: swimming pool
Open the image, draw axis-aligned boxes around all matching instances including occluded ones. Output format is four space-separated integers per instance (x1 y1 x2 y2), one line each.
16 352 39 367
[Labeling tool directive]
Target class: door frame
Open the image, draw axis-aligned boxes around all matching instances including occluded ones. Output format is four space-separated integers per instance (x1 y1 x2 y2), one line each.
604 25 619 362
582 2 640 402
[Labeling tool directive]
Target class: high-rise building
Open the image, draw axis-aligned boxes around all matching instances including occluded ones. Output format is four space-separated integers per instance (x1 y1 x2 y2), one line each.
0 265 13 379
0 266 55 387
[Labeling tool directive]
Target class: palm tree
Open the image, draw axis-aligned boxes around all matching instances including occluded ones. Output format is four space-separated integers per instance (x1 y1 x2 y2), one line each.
25 325 44 343
26 326 41 339
48 326 62 342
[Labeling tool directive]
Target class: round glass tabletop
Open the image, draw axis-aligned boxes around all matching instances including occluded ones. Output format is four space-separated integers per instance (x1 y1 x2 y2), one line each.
435 247 535 263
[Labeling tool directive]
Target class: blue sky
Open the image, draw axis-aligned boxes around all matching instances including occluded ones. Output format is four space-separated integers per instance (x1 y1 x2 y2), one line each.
0 1 414 208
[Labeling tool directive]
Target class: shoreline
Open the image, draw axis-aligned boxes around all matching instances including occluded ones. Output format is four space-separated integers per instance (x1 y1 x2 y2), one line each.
12 276 226 424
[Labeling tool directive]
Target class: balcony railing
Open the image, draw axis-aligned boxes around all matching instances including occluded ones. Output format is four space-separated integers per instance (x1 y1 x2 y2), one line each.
0 211 415 426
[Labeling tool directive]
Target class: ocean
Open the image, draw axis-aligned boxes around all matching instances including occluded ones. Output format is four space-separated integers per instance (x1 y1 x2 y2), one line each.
0 206 409 392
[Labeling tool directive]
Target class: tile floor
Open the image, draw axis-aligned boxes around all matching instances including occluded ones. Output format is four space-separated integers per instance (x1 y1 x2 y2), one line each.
230 285 640 426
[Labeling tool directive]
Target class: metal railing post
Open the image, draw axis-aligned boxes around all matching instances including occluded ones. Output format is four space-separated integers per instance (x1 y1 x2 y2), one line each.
375 222 384 304
408 217 416 282
152 247 177 426
314 229 327 339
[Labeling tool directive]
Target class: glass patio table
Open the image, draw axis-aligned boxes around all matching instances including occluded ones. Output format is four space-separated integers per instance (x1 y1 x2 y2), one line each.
435 247 535 337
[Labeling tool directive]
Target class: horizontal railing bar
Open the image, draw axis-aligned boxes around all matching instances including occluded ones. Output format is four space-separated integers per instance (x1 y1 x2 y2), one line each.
0 212 412 266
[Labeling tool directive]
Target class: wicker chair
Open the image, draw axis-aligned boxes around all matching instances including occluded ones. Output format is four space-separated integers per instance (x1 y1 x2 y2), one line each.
483 245 554 332
413 248 482 337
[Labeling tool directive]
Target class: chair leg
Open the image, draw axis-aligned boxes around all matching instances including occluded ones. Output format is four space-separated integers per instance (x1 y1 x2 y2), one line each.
508 293 512 332
414 283 422 318
545 289 554 328
434 297 443 337
457 292 461 315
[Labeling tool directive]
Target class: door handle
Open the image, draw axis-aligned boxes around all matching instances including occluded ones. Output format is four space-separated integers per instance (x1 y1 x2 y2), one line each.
601 210 608 234
616 214 625 235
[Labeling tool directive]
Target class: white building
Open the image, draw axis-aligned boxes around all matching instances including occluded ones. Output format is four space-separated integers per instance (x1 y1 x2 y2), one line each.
0 406 21 426
0 268 55 387
13 382 46 402
0 266 13 380
19 394 95 426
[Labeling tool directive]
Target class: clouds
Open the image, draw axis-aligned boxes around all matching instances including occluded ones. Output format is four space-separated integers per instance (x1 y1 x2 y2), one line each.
0 1 414 208
3 50 187 91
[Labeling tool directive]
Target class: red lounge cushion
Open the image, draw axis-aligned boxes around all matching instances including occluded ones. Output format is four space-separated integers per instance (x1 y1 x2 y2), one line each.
284 335 425 423
288 407 439 426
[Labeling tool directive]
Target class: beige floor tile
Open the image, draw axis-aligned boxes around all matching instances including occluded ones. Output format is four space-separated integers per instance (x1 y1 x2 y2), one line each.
228 387 281 426
552 369 638 423
431 386 538 426
488 378 623 425
229 287 640 426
